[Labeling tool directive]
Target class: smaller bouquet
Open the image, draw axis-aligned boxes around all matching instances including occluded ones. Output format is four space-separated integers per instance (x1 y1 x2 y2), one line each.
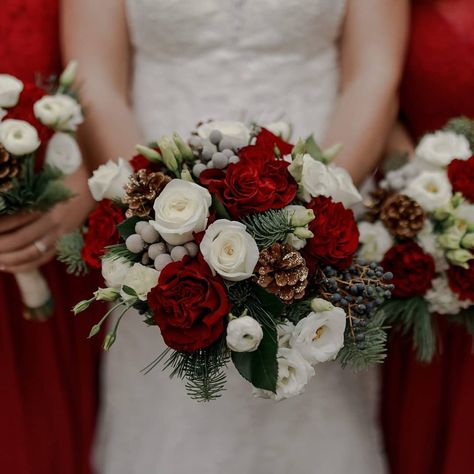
359 118 474 361
62 121 393 402
0 62 83 320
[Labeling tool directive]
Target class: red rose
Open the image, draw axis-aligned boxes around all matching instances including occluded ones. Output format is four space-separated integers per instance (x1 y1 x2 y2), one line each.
200 142 297 218
148 256 230 352
81 200 125 268
447 260 474 301
303 196 359 271
5 82 53 169
448 156 474 202
381 242 435 298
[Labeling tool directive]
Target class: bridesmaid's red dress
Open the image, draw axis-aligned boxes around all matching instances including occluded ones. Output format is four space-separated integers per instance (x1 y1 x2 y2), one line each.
382 1 474 473
0 2 103 473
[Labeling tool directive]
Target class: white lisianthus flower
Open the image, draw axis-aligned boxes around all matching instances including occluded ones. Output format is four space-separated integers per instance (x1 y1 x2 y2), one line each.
33 94 83 132
197 120 250 143
0 119 40 155
200 219 259 281
101 257 133 289
426 276 473 315
120 263 160 301
300 155 362 207
289 308 346 364
264 121 292 141
151 179 212 245
381 161 424 191
415 131 471 168
358 221 393 262
285 232 307 250
226 316 263 352
254 348 315 401
403 171 452 211
455 202 474 223
277 320 295 348
417 221 449 272
88 158 133 201
45 132 82 174
0 74 23 108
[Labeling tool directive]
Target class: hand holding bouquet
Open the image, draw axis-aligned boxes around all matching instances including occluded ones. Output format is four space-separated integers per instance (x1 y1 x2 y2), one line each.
63 121 393 401
359 117 474 361
0 62 83 320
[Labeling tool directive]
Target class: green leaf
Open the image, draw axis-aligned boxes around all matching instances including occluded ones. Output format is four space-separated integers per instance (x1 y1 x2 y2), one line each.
211 194 231 220
252 283 284 319
117 216 141 239
121 285 137 297
232 322 278 392
304 135 325 162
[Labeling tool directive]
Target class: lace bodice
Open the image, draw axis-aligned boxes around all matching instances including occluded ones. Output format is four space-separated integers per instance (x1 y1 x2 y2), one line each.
126 0 347 140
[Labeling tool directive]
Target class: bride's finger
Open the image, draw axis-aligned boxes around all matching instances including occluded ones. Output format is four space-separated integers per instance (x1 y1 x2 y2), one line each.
0 212 41 234
0 214 58 253
0 232 58 268
1 247 57 274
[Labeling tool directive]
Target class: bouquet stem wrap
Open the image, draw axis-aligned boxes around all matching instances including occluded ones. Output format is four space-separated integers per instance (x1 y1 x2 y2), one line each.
15 270 53 321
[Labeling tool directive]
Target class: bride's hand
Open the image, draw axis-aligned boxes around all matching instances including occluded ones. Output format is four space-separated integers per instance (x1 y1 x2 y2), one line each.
0 165 95 273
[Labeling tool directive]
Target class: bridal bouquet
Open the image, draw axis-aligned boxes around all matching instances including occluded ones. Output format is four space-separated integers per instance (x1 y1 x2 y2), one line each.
360 118 474 361
64 121 393 401
0 62 83 320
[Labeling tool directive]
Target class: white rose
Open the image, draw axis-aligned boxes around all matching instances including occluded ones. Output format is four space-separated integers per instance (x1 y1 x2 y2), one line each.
33 94 83 131
197 121 250 143
358 221 393 262
403 171 452 211
45 132 82 174
264 121 292 141
200 219 259 281
101 257 133 289
415 131 471 167
88 158 133 201
226 316 263 352
289 308 346 364
0 119 40 155
120 263 160 301
300 155 362 207
0 74 23 108
254 348 315 401
277 320 295 348
151 179 211 245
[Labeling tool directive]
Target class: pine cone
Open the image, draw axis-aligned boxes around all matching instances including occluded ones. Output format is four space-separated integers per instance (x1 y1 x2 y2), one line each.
123 169 171 218
255 243 309 303
364 188 393 222
380 193 425 239
0 145 21 192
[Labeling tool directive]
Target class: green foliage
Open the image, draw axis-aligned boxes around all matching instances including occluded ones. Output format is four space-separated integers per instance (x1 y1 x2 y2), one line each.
212 194 231 220
444 117 474 150
304 135 327 163
56 230 88 276
378 297 436 362
241 209 294 249
117 216 141 239
337 312 388 370
0 157 72 214
103 243 141 262
283 299 312 324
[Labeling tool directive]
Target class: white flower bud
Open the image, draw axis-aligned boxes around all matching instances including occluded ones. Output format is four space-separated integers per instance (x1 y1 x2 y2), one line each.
310 298 335 313
226 316 263 352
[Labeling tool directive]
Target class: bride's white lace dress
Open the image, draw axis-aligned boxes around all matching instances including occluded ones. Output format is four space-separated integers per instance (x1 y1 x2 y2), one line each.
94 1 387 473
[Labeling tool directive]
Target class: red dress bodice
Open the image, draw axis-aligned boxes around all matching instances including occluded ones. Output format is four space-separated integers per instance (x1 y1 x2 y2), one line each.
0 2 102 473
382 2 474 473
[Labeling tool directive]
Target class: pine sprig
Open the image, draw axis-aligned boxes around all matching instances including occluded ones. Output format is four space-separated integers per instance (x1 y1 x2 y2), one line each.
241 209 294 249
444 117 474 149
378 297 436 362
337 312 387 370
0 157 73 214
56 230 88 276
103 243 141 262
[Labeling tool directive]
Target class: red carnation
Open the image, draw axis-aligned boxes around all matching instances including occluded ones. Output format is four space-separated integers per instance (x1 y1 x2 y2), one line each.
255 127 293 158
447 260 474 301
148 256 230 352
81 200 125 269
448 156 474 202
200 142 297 218
381 242 435 298
303 196 359 271
5 82 53 169
130 148 163 173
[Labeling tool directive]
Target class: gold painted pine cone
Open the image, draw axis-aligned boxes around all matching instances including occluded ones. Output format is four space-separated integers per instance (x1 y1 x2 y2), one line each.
0 145 21 192
380 193 425 239
255 242 309 303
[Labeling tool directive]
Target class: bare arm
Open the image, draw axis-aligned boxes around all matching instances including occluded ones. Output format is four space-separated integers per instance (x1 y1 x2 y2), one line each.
329 0 409 184
61 0 141 168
